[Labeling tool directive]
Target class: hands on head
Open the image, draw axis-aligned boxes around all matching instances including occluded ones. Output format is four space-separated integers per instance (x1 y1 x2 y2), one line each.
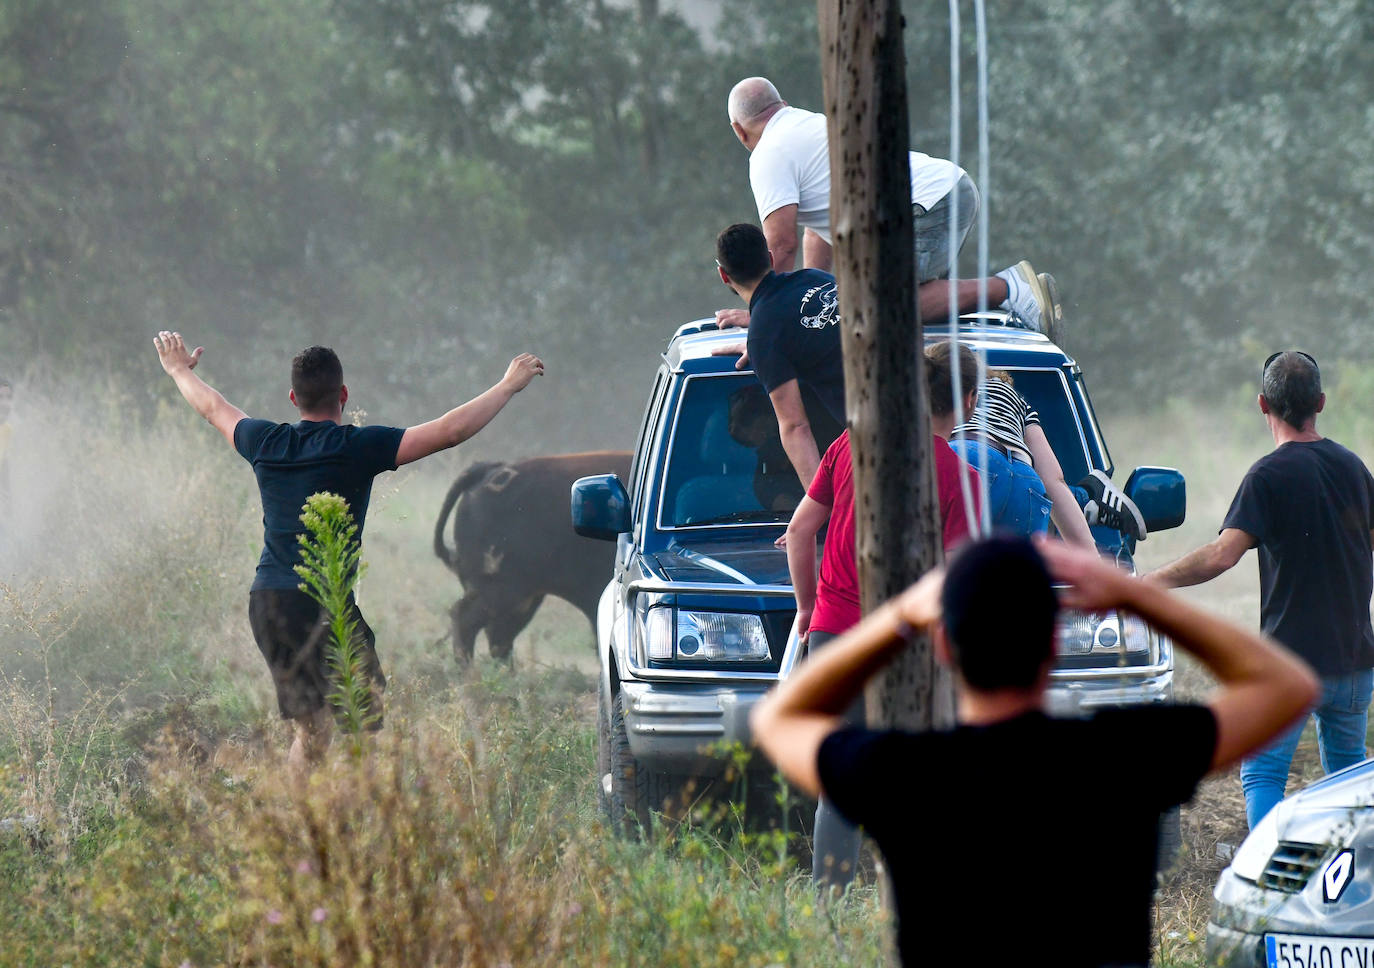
503 353 545 392
891 538 1133 635
1031 536 1133 612
153 331 204 374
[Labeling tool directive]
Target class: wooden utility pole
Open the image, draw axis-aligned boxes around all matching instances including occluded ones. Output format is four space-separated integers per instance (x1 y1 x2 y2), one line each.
818 0 955 733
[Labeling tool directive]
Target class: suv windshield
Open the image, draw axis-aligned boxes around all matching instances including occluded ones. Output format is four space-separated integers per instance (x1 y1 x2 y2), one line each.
998 367 1092 485
659 373 805 528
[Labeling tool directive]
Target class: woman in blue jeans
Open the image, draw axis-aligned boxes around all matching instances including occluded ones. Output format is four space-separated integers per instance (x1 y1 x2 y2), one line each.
948 372 1096 549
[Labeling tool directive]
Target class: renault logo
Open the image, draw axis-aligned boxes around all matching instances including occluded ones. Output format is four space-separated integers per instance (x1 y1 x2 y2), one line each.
1322 849 1355 904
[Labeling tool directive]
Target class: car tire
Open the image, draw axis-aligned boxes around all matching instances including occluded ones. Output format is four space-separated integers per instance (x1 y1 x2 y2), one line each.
596 688 614 824
602 688 665 838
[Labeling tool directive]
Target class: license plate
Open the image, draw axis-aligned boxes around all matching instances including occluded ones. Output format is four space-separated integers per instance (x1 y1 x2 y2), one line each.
1266 933 1374 968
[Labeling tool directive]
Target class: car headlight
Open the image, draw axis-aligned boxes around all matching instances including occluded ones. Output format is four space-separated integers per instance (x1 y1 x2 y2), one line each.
1230 807 1281 883
1055 610 1152 658
639 606 770 663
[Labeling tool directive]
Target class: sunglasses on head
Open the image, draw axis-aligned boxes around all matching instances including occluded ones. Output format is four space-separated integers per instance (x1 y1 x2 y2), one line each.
1263 350 1318 377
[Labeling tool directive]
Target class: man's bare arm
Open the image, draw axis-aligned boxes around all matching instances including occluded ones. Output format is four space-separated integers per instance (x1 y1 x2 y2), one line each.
1039 539 1318 772
801 229 833 272
785 494 832 644
395 354 543 466
768 379 821 489
751 569 944 796
154 331 248 445
1146 528 1255 588
762 205 800 272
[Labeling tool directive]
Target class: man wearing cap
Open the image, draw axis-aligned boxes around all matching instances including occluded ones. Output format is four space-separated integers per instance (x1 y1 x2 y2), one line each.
1148 350 1374 827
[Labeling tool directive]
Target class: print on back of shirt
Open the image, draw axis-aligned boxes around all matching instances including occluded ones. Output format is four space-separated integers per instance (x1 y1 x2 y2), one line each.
800 283 840 330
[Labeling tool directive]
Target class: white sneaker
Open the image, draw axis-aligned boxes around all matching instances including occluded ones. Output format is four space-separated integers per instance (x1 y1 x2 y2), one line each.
1078 469 1147 540
996 260 1052 333
1038 271 1066 348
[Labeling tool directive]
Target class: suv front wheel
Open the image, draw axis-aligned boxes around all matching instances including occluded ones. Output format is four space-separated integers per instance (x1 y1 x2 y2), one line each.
598 686 679 837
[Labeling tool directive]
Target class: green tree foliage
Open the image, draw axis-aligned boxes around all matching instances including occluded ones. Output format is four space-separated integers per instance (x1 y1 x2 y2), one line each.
2 0 1373 419
974 1 1374 393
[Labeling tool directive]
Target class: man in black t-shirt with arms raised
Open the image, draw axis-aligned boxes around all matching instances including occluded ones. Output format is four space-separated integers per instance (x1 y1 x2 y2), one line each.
154 330 543 776
712 222 843 488
1148 350 1374 828
751 536 1316 967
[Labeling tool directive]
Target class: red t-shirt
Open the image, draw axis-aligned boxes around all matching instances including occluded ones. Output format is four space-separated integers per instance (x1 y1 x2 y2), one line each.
808 432 861 635
936 434 981 552
806 432 981 635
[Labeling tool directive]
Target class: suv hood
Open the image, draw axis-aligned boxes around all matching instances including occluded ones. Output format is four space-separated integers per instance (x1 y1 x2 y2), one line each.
650 540 791 586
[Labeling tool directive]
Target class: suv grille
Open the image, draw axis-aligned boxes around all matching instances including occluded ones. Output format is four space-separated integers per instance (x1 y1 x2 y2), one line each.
1259 841 1329 893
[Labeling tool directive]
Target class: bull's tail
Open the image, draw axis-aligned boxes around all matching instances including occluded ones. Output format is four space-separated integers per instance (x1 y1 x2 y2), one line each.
433 461 503 574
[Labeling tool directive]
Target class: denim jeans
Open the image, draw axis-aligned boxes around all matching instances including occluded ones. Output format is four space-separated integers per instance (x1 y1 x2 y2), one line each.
913 173 978 284
1240 667 1373 828
808 630 865 891
947 439 1052 537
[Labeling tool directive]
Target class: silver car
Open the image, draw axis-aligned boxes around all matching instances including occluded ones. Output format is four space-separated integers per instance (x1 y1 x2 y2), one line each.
1207 758 1374 966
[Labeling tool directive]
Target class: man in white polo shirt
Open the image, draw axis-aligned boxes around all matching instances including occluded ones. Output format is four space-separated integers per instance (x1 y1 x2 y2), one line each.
717 76 1059 341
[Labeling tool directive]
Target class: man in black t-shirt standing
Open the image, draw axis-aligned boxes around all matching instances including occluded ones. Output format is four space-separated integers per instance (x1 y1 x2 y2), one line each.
712 222 844 488
751 536 1316 968
154 331 543 776
1149 350 1374 828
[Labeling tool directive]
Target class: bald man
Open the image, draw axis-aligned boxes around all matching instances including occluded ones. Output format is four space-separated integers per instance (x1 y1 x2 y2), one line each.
718 77 1061 340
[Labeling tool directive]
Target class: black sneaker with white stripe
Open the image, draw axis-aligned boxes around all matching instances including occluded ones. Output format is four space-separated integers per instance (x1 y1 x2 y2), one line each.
1077 469 1147 540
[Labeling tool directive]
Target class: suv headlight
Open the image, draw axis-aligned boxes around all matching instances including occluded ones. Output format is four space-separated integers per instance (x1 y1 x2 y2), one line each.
1056 610 1153 658
640 606 770 663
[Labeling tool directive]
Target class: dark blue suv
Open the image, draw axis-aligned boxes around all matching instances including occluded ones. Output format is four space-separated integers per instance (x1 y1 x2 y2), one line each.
572 313 1187 832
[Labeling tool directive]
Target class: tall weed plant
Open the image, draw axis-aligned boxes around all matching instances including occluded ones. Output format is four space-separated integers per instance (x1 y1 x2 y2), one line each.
295 492 378 741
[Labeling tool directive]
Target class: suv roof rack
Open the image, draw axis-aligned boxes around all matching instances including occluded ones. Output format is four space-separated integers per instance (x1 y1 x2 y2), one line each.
671 318 721 341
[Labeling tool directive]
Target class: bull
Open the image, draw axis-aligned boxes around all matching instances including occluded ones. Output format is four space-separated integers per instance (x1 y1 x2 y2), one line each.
432 451 632 662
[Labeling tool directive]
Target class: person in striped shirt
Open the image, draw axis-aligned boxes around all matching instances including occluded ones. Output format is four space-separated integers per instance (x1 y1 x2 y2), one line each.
945 360 1144 543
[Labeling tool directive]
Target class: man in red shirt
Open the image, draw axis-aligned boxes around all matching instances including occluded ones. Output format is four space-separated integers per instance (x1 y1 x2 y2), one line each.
784 340 981 890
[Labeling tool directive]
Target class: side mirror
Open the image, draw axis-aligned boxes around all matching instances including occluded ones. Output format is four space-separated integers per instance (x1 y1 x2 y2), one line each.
571 474 632 540
1124 466 1186 534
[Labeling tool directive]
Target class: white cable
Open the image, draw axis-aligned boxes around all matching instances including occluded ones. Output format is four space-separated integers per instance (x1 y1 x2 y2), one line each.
944 0 979 540
944 0 992 539
973 0 992 535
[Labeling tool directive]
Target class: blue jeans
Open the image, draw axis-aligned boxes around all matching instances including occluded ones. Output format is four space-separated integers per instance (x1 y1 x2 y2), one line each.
947 439 1052 537
914 173 978 284
1240 668 1373 828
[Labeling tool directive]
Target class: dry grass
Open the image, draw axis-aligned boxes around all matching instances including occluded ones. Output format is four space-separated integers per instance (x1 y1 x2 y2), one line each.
2 376 1372 965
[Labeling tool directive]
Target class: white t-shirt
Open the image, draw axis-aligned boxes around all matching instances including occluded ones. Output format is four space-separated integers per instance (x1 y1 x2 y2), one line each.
748 106 963 245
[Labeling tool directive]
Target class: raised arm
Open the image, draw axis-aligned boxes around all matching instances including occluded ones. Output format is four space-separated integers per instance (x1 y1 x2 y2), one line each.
750 568 944 796
1145 528 1255 588
154 331 247 445
1038 539 1318 772
395 354 543 467
768 379 820 489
